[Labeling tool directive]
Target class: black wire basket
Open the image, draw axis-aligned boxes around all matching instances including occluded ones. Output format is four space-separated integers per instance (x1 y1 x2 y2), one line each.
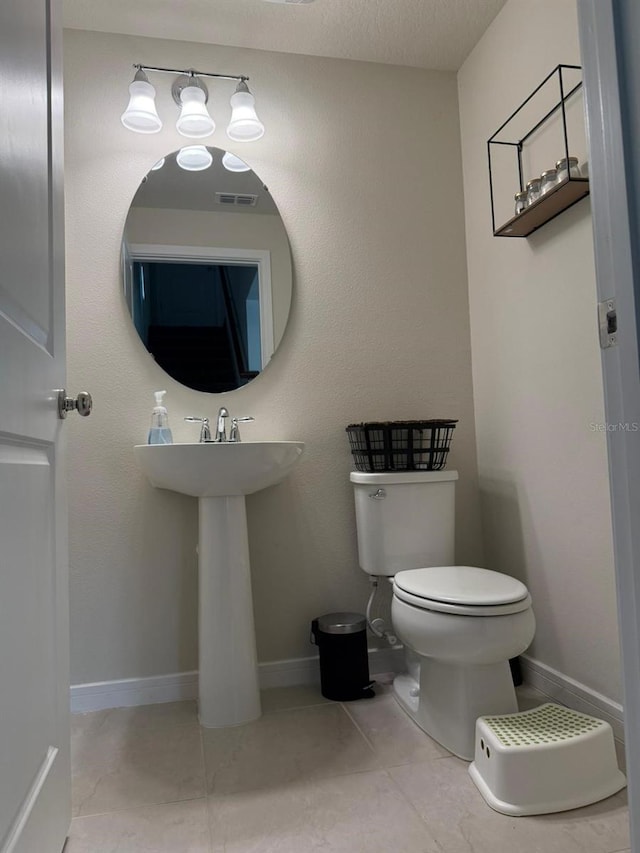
346 420 458 472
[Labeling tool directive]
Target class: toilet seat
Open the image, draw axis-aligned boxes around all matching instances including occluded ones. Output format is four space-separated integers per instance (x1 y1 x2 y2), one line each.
393 566 531 617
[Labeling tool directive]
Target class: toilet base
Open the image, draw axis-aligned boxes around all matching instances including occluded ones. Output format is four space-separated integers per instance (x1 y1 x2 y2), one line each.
393 656 518 760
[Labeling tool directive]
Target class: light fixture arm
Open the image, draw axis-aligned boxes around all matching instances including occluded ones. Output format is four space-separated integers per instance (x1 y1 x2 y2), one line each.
133 64 249 84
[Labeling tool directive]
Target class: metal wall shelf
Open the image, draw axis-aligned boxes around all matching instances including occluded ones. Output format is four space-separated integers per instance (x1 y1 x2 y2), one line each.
488 65 588 238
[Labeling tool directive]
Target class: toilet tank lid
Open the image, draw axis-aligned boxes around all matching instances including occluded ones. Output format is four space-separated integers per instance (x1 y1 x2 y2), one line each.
350 470 458 485
394 566 529 606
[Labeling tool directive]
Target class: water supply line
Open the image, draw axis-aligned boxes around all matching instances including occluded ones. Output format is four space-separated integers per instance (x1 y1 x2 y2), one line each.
366 576 399 647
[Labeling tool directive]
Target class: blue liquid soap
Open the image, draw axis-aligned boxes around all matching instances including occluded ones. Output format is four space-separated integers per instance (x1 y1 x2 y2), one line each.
148 426 173 445
147 390 173 445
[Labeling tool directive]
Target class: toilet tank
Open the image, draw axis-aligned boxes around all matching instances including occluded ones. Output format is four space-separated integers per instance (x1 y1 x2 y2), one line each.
350 470 458 576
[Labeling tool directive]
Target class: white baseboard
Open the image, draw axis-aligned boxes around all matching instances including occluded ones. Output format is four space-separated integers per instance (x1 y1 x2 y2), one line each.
71 650 623 744
70 671 199 714
520 654 625 742
70 645 404 714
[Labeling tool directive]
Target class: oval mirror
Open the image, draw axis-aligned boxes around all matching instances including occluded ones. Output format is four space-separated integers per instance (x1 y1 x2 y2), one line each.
122 146 292 393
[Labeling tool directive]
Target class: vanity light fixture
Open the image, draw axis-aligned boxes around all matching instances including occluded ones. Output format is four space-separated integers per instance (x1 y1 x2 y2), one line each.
120 69 163 133
175 78 215 138
121 64 265 142
227 81 265 142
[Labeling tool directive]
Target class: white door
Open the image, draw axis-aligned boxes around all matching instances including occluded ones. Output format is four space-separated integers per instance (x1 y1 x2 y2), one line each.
0 0 72 851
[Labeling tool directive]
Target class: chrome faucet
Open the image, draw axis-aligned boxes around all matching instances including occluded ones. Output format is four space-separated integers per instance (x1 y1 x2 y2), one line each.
184 416 212 442
214 407 229 442
186 409 254 442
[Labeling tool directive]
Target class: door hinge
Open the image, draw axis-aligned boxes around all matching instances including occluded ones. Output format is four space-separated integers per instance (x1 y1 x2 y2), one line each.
598 298 618 349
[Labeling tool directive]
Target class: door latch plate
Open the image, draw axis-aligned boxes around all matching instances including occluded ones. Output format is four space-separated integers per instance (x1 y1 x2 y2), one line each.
598 299 618 349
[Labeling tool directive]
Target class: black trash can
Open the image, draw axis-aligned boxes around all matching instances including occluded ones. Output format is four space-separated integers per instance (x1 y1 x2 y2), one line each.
310 612 375 701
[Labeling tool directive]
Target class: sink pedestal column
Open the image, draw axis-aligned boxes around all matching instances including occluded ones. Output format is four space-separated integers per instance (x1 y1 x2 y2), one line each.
198 495 261 727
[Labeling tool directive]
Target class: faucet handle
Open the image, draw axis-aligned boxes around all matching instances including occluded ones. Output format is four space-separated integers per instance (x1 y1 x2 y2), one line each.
184 416 212 442
229 416 255 443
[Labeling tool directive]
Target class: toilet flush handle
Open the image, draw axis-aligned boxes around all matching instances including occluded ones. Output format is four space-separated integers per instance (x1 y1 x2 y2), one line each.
369 488 386 500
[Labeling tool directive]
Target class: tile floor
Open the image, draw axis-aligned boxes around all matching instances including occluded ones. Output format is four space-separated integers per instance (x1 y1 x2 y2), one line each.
67 680 630 852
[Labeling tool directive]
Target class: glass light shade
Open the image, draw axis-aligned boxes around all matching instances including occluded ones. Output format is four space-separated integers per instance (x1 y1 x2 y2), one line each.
176 145 213 171
151 157 166 170
176 86 215 138
226 87 265 142
222 151 251 172
121 78 162 134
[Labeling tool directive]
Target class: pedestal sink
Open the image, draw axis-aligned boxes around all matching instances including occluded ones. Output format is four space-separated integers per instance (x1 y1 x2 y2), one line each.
134 441 304 727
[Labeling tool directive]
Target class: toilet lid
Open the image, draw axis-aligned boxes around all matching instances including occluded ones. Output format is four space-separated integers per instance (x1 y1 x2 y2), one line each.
393 566 529 607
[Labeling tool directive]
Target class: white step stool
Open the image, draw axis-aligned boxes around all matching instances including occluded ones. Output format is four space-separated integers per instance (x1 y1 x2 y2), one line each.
468 703 626 816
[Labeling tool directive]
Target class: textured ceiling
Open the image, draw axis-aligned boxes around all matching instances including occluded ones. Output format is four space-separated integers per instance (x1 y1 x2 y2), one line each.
63 0 507 71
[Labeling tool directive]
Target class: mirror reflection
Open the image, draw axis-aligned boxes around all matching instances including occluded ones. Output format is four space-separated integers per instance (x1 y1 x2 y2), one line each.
122 146 292 392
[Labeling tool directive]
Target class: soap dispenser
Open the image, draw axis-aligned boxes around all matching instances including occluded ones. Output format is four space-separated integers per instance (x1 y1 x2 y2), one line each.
148 390 173 445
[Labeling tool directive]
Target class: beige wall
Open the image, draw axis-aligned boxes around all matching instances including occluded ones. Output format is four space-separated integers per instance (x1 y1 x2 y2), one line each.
64 30 482 684
125 206 293 346
458 0 621 702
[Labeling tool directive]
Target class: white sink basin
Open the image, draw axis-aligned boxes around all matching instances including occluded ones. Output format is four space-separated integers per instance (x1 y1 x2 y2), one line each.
134 441 304 497
134 439 304 729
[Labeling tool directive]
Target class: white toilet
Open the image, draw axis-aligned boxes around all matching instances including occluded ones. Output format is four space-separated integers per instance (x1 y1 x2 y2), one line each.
351 469 535 760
